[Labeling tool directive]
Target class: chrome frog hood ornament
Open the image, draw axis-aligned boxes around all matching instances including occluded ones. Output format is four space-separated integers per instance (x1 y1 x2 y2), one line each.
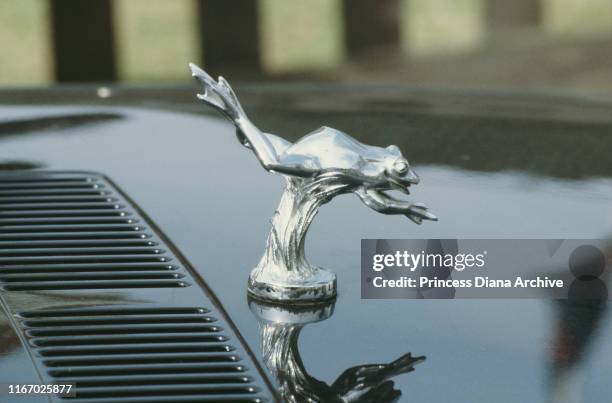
190 63 437 302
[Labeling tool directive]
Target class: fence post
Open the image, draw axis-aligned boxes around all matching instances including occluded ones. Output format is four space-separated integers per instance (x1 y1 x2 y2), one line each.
49 0 117 82
485 0 541 34
342 0 401 58
196 0 261 78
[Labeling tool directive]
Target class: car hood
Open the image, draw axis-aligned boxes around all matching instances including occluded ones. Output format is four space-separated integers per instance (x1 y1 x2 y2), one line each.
0 85 611 402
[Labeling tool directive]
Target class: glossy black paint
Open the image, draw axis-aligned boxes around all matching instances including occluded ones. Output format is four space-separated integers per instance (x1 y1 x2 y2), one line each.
0 86 611 402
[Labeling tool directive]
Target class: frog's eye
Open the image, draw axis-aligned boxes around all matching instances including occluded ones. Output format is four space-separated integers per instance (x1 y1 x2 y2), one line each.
386 145 401 155
392 159 409 175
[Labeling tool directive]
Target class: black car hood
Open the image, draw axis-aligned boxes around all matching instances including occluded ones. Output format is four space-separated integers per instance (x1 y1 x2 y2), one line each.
0 85 611 402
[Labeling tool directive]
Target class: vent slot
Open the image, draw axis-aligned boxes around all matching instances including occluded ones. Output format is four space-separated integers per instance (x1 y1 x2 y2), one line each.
0 177 94 184
0 247 163 256
0 190 110 197
26 324 221 337
0 217 137 225
3 281 189 291
0 240 157 249
0 203 124 211
1 272 184 282
0 211 127 218
0 263 178 274
0 233 151 241
38 344 233 356
0 224 144 233
20 307 268 402
32 334 229 347
49 363 248 377
20 307 209 317
0 174 187 291
0 256 171 265
0 196 118 204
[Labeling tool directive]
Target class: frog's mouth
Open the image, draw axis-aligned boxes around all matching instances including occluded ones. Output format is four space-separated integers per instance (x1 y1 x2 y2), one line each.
373 167 420 199
357 168 437 223
362 178 414 207
388 178 413 195
388 168 420 191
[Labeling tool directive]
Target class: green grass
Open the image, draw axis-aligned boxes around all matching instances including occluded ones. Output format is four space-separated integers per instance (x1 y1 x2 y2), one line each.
0 0 50 85
259 0 344 73
543 0 612 36
114 0 198 83
404 0 484 57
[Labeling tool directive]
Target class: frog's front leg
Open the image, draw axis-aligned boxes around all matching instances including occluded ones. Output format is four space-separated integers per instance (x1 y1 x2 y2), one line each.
355 187 437 224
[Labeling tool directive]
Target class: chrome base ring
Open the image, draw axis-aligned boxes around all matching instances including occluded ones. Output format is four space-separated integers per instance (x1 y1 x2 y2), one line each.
247 270 336 303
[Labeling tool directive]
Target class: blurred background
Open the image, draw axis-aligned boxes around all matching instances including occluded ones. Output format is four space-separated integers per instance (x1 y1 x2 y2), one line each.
2 0 612 94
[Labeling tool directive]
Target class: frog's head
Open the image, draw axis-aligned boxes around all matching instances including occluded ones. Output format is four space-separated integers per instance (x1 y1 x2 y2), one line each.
380 145 420 192
356 144 437 224
362 144 420 194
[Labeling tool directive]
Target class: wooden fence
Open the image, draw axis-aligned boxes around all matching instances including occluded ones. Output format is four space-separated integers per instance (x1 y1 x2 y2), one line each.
49 0 542 82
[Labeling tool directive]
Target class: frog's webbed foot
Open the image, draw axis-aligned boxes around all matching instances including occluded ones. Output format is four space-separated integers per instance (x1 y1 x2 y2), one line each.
331 353 426 402
405 202 437 224
356 187 437 224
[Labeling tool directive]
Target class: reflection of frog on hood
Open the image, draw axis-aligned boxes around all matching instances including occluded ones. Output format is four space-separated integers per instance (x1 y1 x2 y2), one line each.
250 298 426 403
189 63 436 224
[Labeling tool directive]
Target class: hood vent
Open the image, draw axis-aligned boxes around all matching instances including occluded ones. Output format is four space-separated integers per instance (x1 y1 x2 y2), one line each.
18 307 265 402
0 173 189 291
0 171 274 402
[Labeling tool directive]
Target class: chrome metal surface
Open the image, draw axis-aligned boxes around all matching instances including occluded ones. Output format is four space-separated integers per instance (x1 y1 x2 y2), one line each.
190 64 436 302
249 298 424 402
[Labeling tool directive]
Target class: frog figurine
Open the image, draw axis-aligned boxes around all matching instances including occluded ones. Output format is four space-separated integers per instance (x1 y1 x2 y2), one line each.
190 63 437 302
